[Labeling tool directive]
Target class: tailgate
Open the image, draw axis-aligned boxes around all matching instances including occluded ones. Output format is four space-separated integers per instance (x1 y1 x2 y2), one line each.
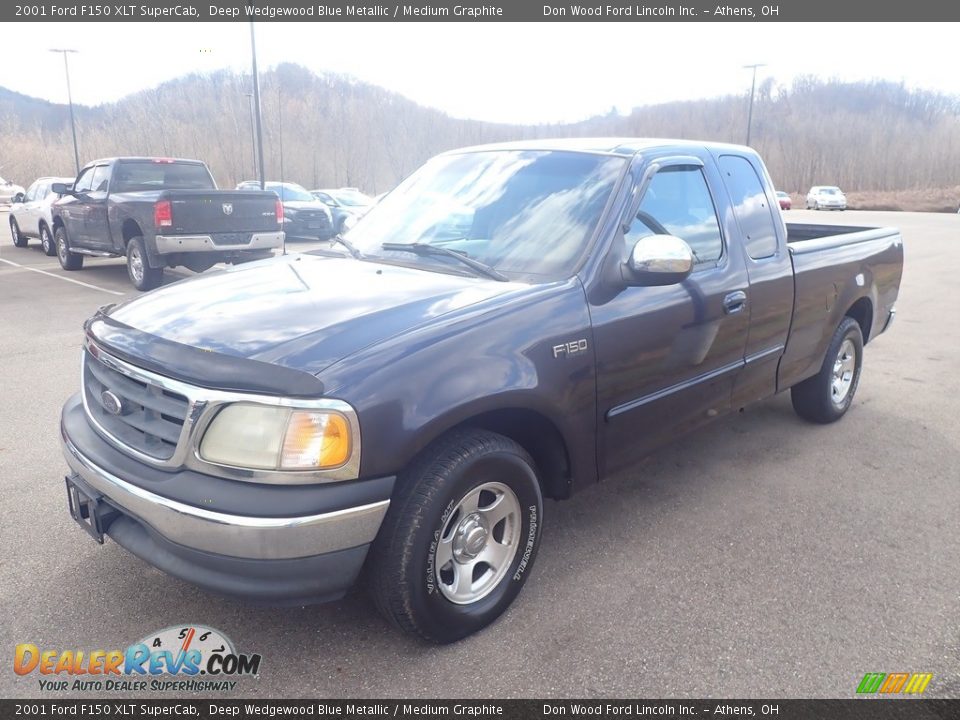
164 190 279 234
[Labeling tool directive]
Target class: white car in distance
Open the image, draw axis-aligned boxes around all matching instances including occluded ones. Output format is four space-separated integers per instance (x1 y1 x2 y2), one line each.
806 185 847 211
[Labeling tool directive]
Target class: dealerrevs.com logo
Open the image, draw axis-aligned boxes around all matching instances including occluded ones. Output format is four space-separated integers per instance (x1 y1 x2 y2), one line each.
14 625 261 693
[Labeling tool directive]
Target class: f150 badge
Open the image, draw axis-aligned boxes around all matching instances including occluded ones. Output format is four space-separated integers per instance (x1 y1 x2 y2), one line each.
553 339 588 358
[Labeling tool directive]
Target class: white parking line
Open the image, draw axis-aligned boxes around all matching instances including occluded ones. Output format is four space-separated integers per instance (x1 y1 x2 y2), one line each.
0 257 126 296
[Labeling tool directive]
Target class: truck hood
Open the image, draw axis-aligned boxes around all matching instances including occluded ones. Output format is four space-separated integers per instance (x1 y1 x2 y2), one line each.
107 253 524 376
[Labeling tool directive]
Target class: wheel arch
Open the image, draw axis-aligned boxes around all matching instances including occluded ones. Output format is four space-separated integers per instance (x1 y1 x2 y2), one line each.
844 296 874 345
403 405 575 501
121 218 144 246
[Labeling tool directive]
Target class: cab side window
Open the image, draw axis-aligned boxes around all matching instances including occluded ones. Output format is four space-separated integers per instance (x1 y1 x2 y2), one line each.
625 166 723 266
90 165 110 193
73 168 94 194
718 155 779 260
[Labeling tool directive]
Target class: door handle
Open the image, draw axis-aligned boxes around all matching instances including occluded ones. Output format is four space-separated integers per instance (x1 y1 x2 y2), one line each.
723 290 747 315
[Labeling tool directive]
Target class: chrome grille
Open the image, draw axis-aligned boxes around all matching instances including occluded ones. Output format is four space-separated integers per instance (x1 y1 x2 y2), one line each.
297 211 330 225
82 349 189 461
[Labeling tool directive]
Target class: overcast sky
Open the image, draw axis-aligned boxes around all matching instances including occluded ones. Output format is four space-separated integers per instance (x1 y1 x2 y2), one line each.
3 22 958 124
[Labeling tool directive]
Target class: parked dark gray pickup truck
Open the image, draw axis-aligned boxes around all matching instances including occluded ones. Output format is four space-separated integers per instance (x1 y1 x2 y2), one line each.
51 157 284 290
60 140 902 642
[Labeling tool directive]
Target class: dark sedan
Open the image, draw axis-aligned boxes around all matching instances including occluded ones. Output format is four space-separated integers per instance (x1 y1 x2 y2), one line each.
237 181 334 241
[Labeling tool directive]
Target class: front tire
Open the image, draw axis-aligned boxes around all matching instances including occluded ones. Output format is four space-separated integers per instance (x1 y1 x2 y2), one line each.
10 218 27 248
126 236 163 291
368 429 543 643
791 316 863 424
55 226 83 270
39 224 56 256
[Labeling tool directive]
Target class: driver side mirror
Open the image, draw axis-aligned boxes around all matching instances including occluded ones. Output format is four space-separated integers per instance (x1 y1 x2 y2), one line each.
12 192 24 204
51 182 72 196
624 234 694 286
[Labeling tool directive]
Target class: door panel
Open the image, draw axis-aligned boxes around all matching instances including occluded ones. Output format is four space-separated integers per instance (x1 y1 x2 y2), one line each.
714 153 795 408
61 167 94 245
593 159 750 477
84 165 112 249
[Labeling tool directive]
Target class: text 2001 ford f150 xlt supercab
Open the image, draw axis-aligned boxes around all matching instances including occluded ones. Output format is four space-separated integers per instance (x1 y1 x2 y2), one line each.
60 140 903 642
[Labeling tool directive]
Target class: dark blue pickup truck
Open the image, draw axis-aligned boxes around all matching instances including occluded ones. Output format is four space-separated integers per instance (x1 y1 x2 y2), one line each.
60 140 903 642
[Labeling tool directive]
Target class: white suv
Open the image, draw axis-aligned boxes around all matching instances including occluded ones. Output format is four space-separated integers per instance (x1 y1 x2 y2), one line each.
806 186 847 211
9 176 74 255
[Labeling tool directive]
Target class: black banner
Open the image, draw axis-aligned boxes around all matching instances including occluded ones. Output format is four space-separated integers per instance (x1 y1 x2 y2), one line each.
2 700 960 719
6 0 960 23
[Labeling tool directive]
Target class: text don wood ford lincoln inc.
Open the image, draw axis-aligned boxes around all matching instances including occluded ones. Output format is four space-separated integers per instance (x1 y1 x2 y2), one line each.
14 625 261 693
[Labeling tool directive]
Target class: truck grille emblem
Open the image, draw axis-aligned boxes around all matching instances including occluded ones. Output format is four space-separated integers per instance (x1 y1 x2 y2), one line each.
222 203 234 215
100 390 125 416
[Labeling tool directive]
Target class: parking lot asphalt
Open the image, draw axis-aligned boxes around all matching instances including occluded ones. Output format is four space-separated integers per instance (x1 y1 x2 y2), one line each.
1 210 958 699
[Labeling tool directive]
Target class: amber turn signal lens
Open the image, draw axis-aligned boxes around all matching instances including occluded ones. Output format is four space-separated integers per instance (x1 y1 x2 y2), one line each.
280 411 351 470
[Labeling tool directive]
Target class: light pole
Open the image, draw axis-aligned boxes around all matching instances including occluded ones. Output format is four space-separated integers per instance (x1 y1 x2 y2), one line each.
245 92 257 178
50 48 80 174
277 80 284 184
249 19 266 190
743 63 766 147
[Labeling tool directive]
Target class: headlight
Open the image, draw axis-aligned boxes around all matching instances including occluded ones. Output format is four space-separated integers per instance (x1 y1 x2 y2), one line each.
199 403 352 471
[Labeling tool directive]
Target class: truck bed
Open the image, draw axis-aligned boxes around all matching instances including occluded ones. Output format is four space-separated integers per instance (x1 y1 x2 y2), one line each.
779 222 903 390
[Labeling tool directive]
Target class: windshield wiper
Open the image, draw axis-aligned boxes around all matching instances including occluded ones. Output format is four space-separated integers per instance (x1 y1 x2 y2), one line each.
380 242 509 282
329 233 363 259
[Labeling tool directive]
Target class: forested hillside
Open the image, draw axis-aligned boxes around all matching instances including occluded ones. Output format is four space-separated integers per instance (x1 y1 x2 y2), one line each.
1 65 958 202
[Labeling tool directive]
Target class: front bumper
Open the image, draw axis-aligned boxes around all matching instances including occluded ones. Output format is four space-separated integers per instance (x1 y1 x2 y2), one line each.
60 396 393 604
283 218 333 241
154 231 284 254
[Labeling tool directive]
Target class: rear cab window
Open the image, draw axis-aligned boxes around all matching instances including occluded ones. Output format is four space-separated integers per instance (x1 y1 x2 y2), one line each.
112 161 216 192
718 154 781 260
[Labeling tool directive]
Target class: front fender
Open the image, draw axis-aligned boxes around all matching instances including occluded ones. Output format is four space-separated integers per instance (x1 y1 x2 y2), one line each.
319 279 598 491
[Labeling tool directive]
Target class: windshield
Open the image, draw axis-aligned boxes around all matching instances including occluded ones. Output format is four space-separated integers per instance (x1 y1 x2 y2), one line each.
268 183 316 202
344 150 625 279
112 162 215 192
821 187 841 195
333 189 373 207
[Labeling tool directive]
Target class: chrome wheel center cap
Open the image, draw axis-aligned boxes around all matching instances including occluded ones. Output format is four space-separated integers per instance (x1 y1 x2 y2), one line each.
453 513 488 561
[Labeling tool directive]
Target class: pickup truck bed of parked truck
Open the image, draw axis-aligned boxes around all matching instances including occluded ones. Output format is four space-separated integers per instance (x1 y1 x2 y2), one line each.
59 139 902 642
51 157 284 290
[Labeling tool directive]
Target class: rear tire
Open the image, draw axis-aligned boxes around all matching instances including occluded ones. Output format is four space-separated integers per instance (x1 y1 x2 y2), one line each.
40 224 56 256
791 316 863 424
55 226 83 270
126 236 163 291
368 429 543 643
10 218 27 248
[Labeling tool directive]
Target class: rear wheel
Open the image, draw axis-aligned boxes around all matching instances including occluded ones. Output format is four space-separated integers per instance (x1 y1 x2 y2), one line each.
10 218 27 248
368 429 543 643
55 226 83 270
126 236 162 291
39 224 56 256
791 316 863 424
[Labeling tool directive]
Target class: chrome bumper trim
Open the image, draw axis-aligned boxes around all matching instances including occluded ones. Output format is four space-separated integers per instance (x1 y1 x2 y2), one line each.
154 231 284 254
61 430 389 560
881 307 896 334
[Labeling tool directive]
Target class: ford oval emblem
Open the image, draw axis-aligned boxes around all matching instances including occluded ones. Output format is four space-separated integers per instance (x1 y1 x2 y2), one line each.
222 203 233 215
100 390 124 416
